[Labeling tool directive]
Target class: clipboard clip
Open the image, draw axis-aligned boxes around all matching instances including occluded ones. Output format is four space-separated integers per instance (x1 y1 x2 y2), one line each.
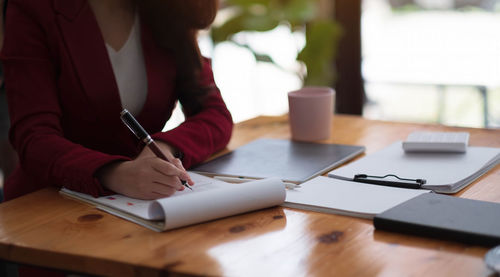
353 174 426 189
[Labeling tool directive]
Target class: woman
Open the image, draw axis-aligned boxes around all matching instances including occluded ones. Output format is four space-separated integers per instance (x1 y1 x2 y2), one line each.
1 0 233 202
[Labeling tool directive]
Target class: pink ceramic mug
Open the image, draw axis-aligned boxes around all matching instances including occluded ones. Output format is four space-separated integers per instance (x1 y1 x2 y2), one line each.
288 87 335 141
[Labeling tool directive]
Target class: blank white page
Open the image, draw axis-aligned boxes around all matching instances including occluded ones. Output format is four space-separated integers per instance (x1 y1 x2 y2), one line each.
284 176 429 219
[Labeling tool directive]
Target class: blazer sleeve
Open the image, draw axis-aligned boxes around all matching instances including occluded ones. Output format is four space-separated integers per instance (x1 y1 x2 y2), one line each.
1 1 129 197
152 58 233 168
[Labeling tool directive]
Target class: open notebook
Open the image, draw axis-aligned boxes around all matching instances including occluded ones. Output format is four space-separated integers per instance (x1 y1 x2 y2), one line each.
60 173 285 232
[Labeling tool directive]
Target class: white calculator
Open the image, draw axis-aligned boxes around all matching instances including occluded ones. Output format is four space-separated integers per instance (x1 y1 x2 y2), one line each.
402 131 469 153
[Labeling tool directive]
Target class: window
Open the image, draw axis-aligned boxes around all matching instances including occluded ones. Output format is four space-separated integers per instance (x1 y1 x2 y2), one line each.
362 0 500 127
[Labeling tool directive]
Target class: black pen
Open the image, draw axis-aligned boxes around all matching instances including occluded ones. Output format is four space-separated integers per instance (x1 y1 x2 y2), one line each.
120 109 192 190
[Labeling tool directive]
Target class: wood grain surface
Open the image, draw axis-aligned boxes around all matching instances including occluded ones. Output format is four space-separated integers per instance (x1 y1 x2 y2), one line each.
0 115 498 277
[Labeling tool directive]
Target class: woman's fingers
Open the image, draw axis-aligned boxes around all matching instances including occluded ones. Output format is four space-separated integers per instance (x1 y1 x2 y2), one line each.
136 142 193 186
150 158 191 184
148 167 184 191
171 158 194 185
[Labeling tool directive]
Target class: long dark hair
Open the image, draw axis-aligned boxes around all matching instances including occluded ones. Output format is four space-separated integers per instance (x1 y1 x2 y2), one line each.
138 0 218 114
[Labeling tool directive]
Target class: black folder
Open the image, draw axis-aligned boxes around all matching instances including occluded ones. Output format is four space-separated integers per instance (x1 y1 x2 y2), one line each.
192 138 365 183
374 193 500 246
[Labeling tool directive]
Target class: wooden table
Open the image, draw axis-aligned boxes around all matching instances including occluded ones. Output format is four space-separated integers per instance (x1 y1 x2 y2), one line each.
0 115 499 276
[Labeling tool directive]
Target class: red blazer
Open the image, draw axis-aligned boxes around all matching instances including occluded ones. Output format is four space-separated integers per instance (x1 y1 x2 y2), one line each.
1 0 233 201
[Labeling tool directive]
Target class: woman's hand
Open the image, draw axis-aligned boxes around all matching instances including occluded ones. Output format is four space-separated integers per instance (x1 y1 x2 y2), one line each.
98 142 193 200
137 141 194 185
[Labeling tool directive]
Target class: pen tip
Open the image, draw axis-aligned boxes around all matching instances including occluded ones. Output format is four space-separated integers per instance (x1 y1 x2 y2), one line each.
181 180 193 191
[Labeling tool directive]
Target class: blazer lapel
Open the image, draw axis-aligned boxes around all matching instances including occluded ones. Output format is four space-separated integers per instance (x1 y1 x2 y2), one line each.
54 0 123 125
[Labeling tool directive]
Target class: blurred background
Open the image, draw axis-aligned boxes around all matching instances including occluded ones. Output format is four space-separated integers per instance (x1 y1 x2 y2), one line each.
167 0 500 130
362 0 500 128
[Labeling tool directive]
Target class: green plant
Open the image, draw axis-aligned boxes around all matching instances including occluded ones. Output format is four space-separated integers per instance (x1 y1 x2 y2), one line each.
210 0 342 86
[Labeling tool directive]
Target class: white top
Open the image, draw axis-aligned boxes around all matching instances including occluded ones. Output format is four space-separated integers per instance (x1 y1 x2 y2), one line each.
106 15 148 116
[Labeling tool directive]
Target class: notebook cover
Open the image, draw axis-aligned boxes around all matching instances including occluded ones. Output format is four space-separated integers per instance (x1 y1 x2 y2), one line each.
192 138 365 183
374 193 500 246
